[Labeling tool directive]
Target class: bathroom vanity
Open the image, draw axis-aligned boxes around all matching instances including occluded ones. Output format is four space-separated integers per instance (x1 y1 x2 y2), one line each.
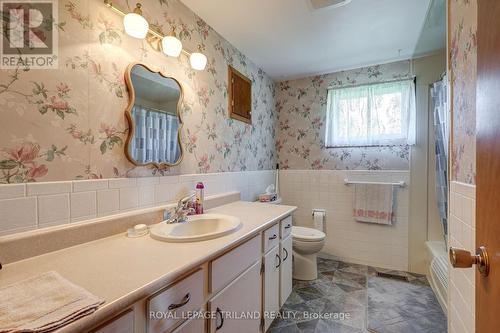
262 215 293 331
0 201 296 333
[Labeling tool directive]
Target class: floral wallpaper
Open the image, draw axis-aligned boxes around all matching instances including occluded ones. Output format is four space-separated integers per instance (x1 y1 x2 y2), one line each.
449 0 477 185
276 60 412 170
0 0 277 183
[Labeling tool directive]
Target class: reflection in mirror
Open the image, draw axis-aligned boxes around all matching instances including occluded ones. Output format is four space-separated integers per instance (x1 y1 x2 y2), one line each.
125 63 183 167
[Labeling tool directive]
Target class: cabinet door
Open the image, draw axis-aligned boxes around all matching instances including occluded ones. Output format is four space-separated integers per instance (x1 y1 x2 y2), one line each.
280 235 293 307
228 65 252 124
208 261 261 332
171 314 205 333
264 246 280 331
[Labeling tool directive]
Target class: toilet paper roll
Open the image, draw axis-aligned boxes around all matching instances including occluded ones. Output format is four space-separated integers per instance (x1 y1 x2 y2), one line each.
313 210 326 233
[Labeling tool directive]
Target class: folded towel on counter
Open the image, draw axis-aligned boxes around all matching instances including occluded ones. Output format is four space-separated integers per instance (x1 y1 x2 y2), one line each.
353 184 395 225
0 271 104 333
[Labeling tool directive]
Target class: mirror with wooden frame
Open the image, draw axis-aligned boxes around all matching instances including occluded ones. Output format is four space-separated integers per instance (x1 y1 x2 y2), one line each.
124 63 183 167
228 65 252 124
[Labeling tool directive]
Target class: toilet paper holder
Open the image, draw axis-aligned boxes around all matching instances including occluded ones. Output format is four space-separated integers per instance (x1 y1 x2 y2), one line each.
312 209 326 217
312 209 326 233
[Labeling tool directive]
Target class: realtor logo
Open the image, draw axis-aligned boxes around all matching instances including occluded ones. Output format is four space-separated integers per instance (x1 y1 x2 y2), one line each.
1 0 58 69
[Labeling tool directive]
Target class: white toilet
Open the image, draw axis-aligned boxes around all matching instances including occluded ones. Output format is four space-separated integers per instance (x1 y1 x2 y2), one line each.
291 225 326 281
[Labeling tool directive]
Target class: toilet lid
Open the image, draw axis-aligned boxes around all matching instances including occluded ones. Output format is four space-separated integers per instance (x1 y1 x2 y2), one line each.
292 226 325 242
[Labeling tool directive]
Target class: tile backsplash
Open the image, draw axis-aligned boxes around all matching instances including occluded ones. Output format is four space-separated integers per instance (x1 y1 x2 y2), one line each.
280 169 410 270
0 170 276 236
448 181 475 333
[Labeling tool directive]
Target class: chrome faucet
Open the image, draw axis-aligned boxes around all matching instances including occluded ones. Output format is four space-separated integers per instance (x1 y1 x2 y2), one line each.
164 193 196 224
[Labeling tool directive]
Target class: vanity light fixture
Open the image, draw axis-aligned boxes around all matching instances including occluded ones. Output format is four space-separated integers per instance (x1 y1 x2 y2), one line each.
123 3 149 39
104 0 207 70
162 28 183 57
190 46 208 71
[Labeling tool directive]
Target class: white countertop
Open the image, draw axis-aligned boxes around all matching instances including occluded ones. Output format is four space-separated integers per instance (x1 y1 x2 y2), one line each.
0 201 296 332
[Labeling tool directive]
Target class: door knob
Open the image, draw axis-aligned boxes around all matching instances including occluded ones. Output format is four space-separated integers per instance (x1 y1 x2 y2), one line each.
449 246 490 277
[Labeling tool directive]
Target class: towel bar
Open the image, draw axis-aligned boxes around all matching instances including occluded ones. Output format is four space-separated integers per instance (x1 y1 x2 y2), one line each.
343 179 406 187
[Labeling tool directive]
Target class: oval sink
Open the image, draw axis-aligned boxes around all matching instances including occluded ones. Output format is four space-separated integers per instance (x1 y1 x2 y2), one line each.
150 214 241 242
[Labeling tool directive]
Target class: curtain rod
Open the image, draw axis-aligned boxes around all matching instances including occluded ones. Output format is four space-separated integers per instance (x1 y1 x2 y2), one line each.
327 76 416 90
134 104 178 117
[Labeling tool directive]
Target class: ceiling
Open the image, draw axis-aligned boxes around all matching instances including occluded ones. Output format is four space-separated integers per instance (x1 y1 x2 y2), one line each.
413 0 446 58
180 0 439 80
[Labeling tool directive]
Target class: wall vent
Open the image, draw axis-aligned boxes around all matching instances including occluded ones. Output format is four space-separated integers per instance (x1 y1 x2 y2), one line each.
376 271 410 282
310 0 352 10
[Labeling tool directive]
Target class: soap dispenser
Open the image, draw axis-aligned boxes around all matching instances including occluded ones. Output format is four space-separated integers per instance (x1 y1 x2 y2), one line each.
195 182 205 214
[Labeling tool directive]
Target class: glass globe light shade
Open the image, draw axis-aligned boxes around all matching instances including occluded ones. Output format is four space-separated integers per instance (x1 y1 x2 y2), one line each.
123 12 149 39
190 52 207 70
162 35 183 57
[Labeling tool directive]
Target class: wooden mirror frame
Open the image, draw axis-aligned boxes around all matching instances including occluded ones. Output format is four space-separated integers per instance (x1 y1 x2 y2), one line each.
124 62 184 168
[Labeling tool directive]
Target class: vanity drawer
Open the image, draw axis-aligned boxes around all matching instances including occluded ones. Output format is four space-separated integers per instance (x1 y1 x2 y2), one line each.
263 223 279 253
93 310 134 333
280 215 292 239
148 268 205 333
210 235 260 293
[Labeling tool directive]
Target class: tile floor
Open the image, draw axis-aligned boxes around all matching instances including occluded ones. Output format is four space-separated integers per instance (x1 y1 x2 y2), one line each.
268 256 446 333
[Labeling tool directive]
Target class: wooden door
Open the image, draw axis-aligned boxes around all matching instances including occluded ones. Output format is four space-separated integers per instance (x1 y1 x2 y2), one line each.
476 0 500 330
264 246 280 331
208 261 261 333
280 235 293 307
228 66 252 124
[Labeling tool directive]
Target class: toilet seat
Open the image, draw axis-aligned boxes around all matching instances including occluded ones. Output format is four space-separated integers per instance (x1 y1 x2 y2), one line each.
292 226 325 242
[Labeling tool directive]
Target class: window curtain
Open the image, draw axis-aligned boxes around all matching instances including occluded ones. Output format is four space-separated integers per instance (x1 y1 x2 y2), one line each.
325 79 416 147
130 106 180 164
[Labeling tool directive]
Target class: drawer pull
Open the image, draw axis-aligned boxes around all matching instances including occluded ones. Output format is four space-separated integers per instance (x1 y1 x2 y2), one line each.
269 234 277 240
275 253 281 268
167 293 191 311
283 248 289 261
284 224 291 229
216 307 224 330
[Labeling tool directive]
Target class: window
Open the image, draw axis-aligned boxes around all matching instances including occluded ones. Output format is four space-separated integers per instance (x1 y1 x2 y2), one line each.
325 79 416 147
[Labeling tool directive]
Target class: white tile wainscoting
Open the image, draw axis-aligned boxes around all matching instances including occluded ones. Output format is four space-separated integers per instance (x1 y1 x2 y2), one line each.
448 181 476 333
0 170 276 236
279 170 410 270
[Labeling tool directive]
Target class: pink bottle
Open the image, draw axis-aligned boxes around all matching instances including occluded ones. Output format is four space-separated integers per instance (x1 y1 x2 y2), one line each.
195 182 204 214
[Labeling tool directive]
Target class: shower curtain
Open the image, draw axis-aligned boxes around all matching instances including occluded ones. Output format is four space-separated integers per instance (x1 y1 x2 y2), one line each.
430 76 449 243
130 106 180 164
